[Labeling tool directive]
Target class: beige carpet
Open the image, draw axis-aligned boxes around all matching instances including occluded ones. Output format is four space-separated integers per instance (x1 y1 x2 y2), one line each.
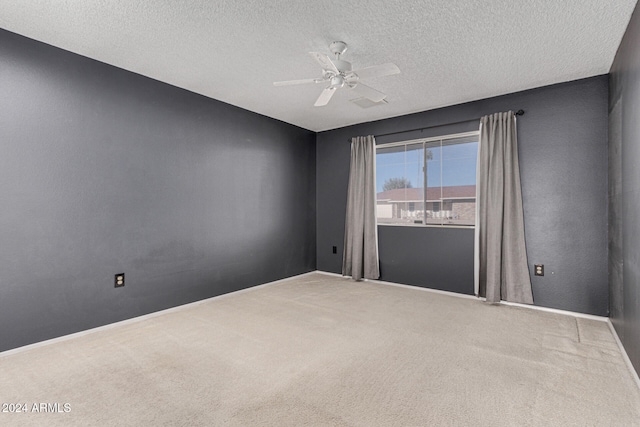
1 273 639 426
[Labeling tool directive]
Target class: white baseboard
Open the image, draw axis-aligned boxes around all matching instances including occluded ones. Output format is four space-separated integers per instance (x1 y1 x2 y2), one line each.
316 269 477 301
606 319 640 392
369 277 480 301
316 270 607 320
0 270 318 359
499 300 608 322
315 270 344 278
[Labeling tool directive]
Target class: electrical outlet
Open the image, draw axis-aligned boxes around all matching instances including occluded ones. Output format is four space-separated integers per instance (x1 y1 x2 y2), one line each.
534 264 544 276
332 246 337 254
115 273 125 288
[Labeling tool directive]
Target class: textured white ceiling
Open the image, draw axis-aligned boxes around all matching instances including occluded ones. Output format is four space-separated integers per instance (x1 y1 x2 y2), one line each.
0 1 636 132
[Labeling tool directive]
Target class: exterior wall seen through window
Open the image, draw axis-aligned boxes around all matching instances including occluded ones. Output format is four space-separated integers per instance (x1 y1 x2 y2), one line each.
375 132 479 227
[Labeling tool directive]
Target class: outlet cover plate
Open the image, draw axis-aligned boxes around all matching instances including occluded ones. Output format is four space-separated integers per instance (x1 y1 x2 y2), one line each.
115 273 125 288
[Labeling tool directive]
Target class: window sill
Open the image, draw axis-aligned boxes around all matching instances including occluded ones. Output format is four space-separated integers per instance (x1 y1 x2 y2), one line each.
377 222 475 229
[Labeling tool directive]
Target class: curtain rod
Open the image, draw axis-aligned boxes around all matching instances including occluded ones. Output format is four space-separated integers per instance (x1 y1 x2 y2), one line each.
348 109 525 142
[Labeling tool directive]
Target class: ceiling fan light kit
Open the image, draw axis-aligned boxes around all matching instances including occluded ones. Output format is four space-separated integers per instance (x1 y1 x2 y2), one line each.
274 41 400 107
350 97 389 109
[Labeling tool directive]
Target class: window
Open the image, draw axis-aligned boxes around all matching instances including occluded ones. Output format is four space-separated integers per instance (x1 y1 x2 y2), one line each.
375 131 478 226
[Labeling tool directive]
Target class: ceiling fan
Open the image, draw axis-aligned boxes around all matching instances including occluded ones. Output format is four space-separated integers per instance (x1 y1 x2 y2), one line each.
274 41 400 107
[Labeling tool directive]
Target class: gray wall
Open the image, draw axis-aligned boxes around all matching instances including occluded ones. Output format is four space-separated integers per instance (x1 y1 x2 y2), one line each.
609 2 640 375
0 29 316 352
317 76 609 315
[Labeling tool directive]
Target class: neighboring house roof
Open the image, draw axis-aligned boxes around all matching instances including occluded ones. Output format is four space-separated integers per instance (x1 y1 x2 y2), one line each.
377 185 476 202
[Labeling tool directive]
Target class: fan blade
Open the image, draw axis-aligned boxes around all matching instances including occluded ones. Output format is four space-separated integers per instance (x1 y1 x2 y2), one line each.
314 87 336 107
351 83 386 102
274 78 323 86
309 52 339 74
351 63 400 80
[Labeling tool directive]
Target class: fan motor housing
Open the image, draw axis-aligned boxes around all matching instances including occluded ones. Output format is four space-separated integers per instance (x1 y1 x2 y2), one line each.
333 59 352 73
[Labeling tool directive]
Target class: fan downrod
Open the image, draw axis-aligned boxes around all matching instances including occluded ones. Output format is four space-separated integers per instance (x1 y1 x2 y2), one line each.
329 41 348 58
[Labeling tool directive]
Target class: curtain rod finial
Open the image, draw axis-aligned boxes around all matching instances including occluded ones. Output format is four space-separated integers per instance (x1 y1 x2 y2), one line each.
515 109 525 116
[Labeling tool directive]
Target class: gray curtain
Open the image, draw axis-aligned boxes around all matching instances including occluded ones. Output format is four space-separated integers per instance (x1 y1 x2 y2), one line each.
476 111 533 304
342 135 380 280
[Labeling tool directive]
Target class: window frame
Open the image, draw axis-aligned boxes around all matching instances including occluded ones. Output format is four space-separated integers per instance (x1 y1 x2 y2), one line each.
375 130 480 229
